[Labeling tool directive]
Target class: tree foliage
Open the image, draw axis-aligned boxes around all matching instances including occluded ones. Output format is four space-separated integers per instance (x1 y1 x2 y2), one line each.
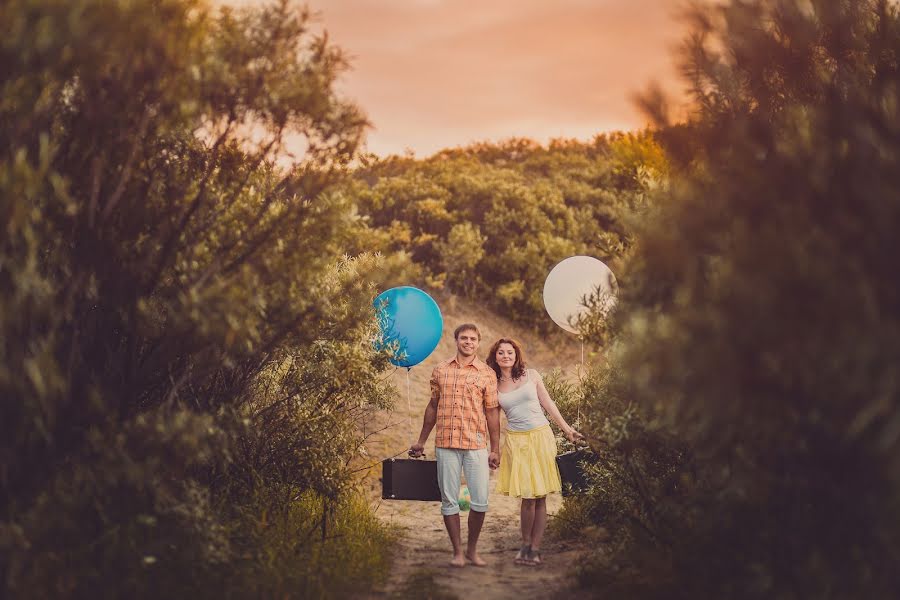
1 1 395 596
348 134 666 325
568 1 900 597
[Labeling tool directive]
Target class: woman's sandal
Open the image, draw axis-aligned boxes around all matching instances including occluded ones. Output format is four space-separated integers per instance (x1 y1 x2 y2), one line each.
514 544 531 565
524 548 543 566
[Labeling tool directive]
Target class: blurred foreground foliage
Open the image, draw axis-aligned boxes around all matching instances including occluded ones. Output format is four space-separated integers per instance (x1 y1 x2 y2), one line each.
1 0 397 597
560 0 900 597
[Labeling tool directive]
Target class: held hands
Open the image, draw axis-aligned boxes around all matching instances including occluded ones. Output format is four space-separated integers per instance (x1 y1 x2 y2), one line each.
488 451 500 470
408 442 425 458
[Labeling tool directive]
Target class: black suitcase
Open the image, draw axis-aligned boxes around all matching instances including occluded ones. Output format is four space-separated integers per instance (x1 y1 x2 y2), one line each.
555 448 593 496
381 457 443 501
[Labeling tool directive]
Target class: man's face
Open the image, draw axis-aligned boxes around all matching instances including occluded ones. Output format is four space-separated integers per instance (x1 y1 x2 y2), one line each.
456 329 480 357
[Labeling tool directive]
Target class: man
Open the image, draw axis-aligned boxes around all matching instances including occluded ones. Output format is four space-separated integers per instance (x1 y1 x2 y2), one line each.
409 323 500 568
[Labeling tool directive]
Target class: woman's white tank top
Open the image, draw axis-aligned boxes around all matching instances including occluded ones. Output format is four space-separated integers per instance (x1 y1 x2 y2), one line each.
498 369 550 431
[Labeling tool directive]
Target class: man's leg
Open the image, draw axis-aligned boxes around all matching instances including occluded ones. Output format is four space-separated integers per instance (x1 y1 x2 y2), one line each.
461 448 490 566
435 448 465 567
465 509 486 564
442 514 464 567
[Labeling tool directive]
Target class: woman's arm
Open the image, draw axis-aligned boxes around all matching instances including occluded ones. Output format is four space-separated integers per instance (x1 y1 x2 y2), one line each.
533 370 583 442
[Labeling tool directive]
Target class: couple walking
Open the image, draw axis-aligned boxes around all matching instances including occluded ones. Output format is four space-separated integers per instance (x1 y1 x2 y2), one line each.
408 323 582 567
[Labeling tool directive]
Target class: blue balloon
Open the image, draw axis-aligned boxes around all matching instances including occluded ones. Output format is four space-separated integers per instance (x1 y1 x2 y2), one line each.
373 287 443 368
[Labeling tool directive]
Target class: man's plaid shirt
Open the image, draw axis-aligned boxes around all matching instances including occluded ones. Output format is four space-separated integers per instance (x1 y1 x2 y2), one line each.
431 356 498 449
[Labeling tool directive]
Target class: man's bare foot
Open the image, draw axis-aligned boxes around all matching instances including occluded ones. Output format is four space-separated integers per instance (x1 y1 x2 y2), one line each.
449 554 466 568
465 551 487 567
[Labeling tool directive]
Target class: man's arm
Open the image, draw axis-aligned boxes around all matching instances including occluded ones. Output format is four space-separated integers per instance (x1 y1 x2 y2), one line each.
409 370 440 457
409 397 438 457
484 373 501 469
486 405 500 468
534 370 582 443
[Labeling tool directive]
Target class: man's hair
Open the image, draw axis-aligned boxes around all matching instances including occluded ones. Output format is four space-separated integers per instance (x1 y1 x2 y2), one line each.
453 323 481 341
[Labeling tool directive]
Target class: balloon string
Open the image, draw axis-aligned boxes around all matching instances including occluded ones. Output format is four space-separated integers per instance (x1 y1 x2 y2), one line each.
406 368 412 441
578 339 583 424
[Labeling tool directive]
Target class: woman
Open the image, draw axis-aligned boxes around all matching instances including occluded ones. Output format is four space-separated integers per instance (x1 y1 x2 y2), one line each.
486 338 582 566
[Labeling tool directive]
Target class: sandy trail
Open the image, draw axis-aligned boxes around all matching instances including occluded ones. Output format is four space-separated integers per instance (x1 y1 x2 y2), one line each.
366 478 587 599
360 298 591 599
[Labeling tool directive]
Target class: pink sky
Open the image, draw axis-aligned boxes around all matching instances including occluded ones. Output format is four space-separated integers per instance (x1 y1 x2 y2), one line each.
221 1 686 157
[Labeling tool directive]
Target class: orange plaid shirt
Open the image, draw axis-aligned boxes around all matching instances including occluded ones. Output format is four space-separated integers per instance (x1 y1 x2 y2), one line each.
431 355 499 450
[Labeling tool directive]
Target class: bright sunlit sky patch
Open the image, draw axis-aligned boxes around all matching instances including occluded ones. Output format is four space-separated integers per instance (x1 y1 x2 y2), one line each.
220 0 686 157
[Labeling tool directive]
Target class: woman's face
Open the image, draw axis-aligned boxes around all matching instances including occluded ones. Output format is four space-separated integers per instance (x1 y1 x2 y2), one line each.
495 343 516 368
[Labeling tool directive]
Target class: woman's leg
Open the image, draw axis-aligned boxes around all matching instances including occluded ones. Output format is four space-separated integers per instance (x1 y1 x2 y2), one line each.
515 498 536 563
530 497 548 553
520 498 536 545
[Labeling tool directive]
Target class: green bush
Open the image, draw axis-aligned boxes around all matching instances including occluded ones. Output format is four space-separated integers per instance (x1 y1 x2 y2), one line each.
545 364 688 554
566 1 900 597
224 491 394 599
1 1 395 597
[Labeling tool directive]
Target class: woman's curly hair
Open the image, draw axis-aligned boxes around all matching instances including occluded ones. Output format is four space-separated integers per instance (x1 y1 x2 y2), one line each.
486 338 527 381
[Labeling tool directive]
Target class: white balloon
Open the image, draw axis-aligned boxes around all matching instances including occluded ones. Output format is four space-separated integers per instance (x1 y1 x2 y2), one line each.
543 256 617 334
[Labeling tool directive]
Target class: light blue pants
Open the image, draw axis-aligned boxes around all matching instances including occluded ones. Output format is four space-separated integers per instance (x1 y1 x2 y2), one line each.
435 447 490 516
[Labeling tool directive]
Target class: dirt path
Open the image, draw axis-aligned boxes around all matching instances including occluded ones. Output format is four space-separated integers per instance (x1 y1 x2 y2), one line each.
366 477 587 600
360 298 591 599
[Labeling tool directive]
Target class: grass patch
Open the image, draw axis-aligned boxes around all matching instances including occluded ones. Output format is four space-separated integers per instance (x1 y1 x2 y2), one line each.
225 491 395 599
550 496 595 539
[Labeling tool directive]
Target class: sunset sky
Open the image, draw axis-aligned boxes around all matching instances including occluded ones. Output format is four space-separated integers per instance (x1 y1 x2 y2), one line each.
222 0 686 157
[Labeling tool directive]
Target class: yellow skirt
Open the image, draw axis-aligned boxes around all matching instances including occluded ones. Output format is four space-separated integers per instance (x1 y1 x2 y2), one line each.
496 425 562 498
